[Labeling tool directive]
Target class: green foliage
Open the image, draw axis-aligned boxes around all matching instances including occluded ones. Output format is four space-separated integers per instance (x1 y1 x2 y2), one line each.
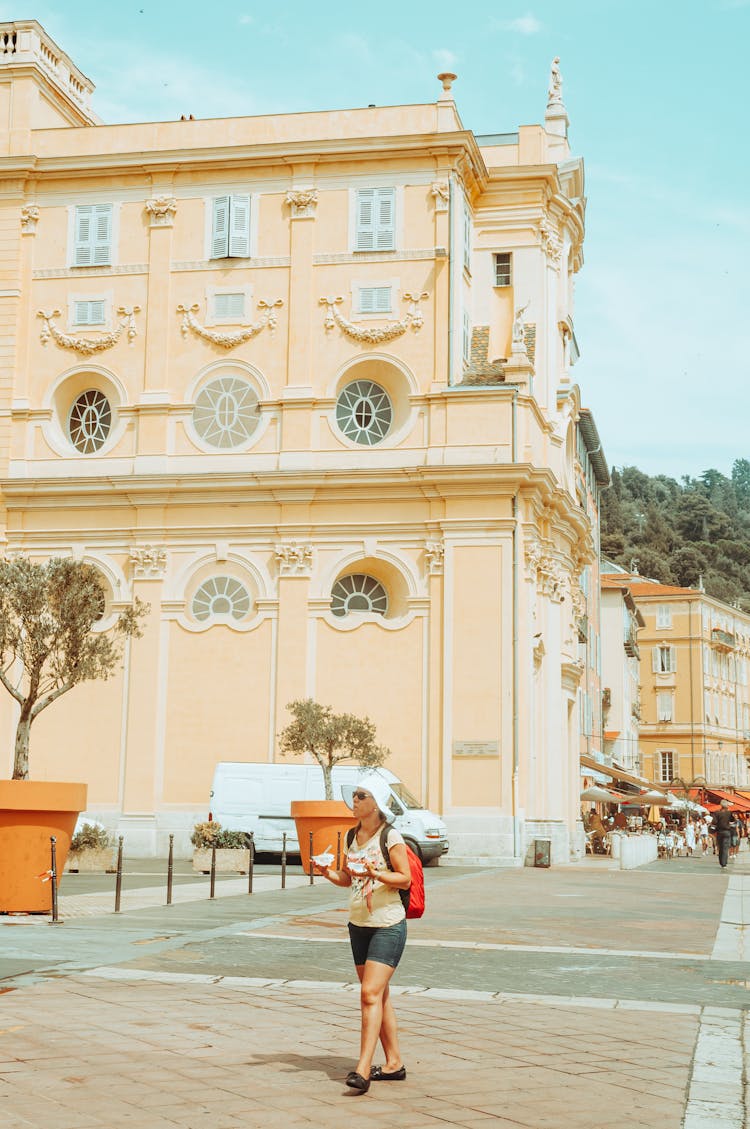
279 698 390 800
0 556 149 779
601 459 750 612
70 822 113 852
190 821 247 849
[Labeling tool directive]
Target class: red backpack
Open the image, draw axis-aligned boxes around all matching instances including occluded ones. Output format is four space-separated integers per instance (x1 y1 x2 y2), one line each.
346 825 425 920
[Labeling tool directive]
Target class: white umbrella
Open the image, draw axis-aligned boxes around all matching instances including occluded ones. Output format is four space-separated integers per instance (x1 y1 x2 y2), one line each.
581 786 623 803
641 789 668 803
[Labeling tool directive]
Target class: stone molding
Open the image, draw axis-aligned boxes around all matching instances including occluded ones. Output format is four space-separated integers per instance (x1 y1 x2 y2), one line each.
275 543 313 577
425 540 445 575
525 538 566 603
37 305 140 355
145 195 177 227
285 189 318 219
20 205 39 234
540 219 563 268
320 291 427 344
178 299 283 348
130 545 167 579
430 182 449 211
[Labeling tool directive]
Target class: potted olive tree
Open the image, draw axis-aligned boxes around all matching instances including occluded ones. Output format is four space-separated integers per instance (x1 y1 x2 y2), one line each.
279 699 389 871
65 821 117 873
0 556 146 911
190 820 250 873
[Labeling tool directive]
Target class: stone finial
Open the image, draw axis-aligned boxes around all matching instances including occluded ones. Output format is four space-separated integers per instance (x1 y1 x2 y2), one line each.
437 72 457 97
545 56 569 139
547 56 563 107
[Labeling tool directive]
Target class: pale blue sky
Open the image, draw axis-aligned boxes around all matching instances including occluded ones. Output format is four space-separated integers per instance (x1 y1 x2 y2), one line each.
6 1 748 480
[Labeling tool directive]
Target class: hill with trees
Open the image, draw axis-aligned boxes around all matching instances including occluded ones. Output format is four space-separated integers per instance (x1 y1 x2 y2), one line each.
600 459 750 612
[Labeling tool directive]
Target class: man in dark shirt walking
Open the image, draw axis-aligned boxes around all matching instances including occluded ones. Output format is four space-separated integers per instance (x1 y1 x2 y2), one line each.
711 800 736 870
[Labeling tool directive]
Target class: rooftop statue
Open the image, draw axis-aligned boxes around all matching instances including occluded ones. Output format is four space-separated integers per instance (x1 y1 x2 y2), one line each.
547 56 563 106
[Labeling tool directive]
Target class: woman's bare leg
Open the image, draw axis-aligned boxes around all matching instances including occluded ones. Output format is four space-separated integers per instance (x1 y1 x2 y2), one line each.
354 960 396 1080
353 966 402 1072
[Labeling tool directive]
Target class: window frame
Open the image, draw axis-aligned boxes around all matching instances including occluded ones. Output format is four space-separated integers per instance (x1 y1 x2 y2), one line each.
657 690 674 723
69 203 116 269
493 252 512 287
204 284 253 326
206 193 253 260
656 604 673 629
659 750 674 784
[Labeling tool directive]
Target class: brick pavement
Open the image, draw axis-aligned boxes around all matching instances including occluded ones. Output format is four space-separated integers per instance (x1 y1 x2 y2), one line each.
0 850 748 1127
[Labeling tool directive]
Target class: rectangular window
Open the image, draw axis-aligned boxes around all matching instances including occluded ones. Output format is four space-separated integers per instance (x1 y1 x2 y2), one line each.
73 204 112 267
656 604 672 628
659 750 674 783
357 286 392 314
493 252 512 287
463 206 472 272
657 691 673 723
212 292 245 320
211 194 251 259
653 645 675 673
462 310 471 366
354 188 395 251
73 299 106 325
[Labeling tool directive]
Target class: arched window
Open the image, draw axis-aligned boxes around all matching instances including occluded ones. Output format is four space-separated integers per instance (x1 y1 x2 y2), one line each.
335 379 392 445
192 375 258 449
191 576 252 622
331 574 388 617
68 389 112 453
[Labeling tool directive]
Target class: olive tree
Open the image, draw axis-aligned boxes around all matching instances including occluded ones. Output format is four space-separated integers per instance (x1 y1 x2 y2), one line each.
0 556 148 780
279 699 389 800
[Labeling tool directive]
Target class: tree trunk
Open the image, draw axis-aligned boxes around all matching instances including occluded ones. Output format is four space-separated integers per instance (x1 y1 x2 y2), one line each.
13 715 31 780
322 765 333 801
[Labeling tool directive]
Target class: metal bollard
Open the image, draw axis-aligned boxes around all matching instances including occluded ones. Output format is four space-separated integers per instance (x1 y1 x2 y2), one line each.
247 833 254 895
166 834 174 906
49 836 62 925
336 830 342 870
281 832 287 889
114 836 124 913
308 830 314 885
210 844 216 899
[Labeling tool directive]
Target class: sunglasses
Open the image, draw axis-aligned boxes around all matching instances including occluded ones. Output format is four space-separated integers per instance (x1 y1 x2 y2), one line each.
352 791 372 801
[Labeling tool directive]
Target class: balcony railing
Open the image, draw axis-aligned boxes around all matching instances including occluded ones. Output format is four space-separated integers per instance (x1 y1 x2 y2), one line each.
712 628 736 651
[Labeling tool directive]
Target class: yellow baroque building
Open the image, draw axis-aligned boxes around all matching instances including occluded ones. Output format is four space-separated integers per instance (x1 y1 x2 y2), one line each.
0 21 606 862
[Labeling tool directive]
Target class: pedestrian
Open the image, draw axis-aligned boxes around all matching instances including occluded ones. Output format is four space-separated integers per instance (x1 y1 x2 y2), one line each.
685 819 696 857
312 772 411 1094
699 817 710 855
710 799 734 870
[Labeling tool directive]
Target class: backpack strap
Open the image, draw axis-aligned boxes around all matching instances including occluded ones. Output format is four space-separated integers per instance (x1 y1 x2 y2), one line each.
380 826 392 870
345 824 359 849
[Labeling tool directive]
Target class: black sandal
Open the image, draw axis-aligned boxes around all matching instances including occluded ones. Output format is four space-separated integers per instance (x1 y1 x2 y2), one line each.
370 1065 406 1081
345 1071 370 1093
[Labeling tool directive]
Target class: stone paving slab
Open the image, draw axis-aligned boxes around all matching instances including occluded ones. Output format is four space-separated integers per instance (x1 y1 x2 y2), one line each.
0 975 698 1129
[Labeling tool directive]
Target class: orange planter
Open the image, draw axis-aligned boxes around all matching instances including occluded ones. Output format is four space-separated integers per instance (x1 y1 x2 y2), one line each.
291 800 356 873
0 780 87 913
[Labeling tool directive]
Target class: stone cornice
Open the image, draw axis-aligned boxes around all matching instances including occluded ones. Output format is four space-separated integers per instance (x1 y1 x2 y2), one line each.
16 132 488 185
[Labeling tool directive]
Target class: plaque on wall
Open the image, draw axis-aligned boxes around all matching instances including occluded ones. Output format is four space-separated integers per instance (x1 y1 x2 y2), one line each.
452 741 499 758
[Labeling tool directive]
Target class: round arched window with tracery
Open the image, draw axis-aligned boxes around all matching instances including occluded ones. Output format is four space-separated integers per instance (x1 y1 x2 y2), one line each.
335 379 392 445
191 576 252 622
331 574 388 617
68 389 112 453
192 376 259 449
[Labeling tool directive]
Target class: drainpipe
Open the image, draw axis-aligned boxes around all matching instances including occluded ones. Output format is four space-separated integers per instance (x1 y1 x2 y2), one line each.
447 176 455 385
511 389 520 859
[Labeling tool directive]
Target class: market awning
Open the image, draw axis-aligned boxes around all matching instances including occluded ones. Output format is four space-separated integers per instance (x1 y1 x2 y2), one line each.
580 754 648 790
705 788 750 812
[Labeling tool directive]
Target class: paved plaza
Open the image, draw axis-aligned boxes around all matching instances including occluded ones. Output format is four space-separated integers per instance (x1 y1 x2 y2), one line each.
0 850 748 1128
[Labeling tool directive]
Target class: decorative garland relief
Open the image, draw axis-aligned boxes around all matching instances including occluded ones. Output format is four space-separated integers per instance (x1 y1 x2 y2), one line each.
178 299 283 349
319 292 428 344
37 306 140 356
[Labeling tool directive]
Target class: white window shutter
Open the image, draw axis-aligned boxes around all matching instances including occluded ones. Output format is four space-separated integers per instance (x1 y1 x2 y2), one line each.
375 189 395 250
74 300 105 325
358 286 391 314
93 205 112 265
214 292 245 319
74 206 94 266
464 208 472 270
211 196 230 258
355 189 376 251
228 194 251 258
652 648 659 673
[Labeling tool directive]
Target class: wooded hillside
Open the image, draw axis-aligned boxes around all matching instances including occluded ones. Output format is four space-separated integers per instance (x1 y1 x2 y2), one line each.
600 460 750 612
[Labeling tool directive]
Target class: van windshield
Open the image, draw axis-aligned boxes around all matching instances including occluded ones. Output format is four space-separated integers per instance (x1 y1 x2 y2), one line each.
390 782 422 809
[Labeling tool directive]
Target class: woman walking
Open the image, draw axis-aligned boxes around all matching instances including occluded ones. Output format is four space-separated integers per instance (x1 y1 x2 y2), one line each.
313 772 412 1094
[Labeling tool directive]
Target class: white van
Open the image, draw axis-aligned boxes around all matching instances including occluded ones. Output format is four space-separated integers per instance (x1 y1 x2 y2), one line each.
208 763 449 863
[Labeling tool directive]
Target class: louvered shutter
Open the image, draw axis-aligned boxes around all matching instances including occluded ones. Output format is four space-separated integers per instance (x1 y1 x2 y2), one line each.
358 286 391 314
463 208 472 270
74 299 105 325
74 206 94 266
211 196 230 258
214 292 245 319
93 205 112 265
228 194 251 258
355 189 376 251
375 189 395 250
652 647 659 673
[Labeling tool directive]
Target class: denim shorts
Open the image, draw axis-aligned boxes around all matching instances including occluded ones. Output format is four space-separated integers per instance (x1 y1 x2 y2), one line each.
348 920 407 969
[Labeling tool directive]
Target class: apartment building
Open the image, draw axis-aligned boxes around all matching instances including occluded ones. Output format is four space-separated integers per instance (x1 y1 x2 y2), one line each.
599 575 644 774
0 21 602 861
601 571 750 789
